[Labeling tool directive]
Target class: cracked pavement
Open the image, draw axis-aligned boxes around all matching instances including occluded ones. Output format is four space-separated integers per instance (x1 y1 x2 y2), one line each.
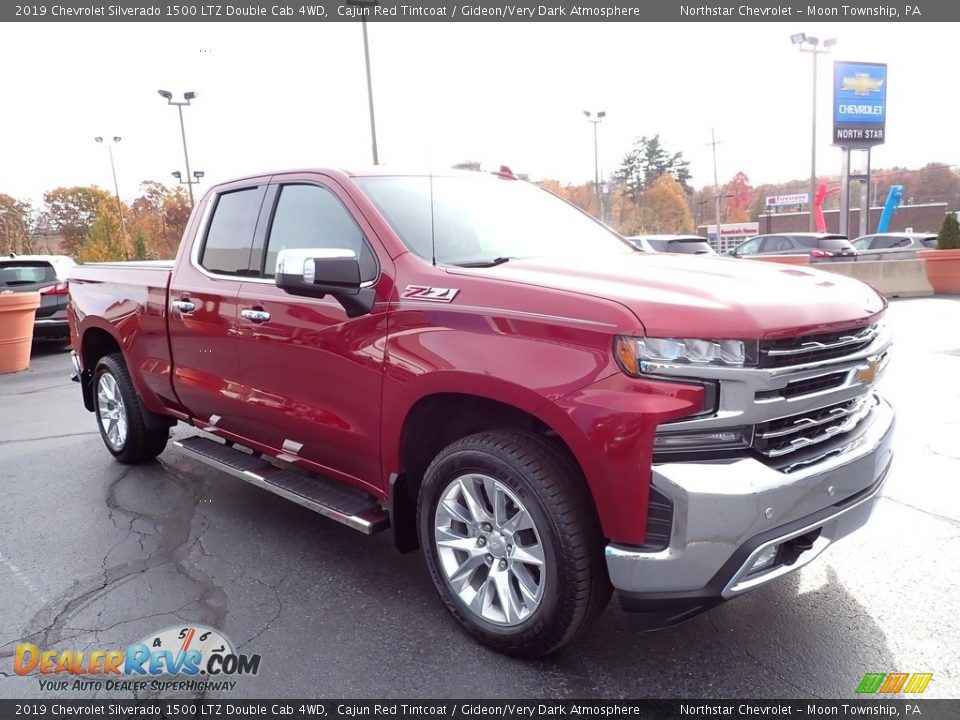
0 297 958 699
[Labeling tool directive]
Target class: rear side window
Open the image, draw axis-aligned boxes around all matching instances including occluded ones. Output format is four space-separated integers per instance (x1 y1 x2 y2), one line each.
200 187 266 275
922 237 938 249
821 238 854 251
263 184 377 281
667 240 713 254
793 237 819 249
0 261 56 287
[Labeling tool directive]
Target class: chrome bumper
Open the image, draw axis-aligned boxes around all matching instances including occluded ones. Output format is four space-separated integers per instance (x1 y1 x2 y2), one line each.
606 394 894 603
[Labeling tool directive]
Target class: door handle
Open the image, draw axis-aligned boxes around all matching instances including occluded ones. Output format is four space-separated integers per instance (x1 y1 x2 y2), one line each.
171 299 196 313
240 308 271 323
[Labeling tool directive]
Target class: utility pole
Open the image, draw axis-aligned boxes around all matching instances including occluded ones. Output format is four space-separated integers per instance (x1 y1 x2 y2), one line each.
583 110 606 223
708 129 723 251
95 136 130 260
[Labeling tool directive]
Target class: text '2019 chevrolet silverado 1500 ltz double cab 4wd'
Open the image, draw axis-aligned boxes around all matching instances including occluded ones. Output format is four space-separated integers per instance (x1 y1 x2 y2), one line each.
68 168 894 657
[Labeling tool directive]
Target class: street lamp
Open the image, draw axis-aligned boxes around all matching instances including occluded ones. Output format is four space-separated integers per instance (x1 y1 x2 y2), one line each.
345 0 379 164
583 110 606 223
158 89 199 205
94 136 130 259
172 170 206 190
791 33 837 231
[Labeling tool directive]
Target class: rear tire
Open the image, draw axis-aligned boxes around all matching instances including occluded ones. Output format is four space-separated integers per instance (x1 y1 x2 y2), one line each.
92 354 169 464
418 429 611 657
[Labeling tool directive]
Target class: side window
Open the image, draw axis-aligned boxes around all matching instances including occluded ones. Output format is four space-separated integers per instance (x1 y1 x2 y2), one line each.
767 236 793 253
852 236 874 250
794 237 818 250
873 236 900 249
758 236 785 253
263 184 377 281
200 187 265 275
735 238 761 255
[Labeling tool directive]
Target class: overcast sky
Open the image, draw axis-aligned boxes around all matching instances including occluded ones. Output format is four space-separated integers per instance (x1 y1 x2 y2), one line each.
1 21 956 205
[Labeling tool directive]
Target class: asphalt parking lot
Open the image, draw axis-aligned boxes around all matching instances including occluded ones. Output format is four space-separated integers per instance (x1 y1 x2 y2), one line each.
1 297 958 700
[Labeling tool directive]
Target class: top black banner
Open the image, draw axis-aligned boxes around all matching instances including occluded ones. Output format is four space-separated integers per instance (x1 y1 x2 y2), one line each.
2 0 954 22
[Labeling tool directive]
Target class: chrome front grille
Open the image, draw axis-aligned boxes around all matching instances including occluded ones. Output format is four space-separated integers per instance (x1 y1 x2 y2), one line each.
759 323 877 368
754 395 875 458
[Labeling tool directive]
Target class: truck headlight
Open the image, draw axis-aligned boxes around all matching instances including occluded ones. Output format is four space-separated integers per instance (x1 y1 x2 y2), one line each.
615 336 757 375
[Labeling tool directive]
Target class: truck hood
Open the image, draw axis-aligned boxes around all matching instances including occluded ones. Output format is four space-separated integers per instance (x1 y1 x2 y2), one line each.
447 253 885 339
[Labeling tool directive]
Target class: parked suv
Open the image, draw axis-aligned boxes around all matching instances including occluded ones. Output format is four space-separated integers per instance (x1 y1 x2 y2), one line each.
627 234 716 255
852 232 938 256
729 233 858 262
0 254 75 338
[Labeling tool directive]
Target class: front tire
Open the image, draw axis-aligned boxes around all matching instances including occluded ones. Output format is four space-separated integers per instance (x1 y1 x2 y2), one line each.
93 354 168 464
418 430 611 657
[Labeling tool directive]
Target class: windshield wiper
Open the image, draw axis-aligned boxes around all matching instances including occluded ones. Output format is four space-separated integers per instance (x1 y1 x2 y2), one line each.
453 256 515 268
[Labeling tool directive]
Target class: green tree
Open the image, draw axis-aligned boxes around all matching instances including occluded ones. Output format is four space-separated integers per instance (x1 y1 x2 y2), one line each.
77 209 125 263
937 212 960 250
132 228 152 260
615 135 692 207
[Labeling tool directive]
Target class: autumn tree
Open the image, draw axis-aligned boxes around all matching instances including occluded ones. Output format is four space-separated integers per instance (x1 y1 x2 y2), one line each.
42 186 118 255
641 174 694 233
127 181 192 259
0 194 35 254
723 172 754 223
77 208 126 263
615 135 692 208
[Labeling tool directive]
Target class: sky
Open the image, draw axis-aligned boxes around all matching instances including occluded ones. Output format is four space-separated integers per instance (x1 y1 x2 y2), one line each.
1 21 957 206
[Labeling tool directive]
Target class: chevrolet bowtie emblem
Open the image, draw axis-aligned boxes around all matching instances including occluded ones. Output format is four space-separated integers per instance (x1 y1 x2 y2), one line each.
842 73 884 96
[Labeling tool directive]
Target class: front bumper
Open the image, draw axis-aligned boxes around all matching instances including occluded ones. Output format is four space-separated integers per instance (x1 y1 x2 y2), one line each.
606 393 894 630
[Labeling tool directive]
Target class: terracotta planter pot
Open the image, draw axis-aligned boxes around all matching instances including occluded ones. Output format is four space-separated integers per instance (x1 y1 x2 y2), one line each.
918 249 960 295
0 291 41 374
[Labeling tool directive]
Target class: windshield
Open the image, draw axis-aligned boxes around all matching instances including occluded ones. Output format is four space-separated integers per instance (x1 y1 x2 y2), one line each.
355 175 632 265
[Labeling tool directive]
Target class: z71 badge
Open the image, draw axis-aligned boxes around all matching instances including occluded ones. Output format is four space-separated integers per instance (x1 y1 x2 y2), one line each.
401 285 460 302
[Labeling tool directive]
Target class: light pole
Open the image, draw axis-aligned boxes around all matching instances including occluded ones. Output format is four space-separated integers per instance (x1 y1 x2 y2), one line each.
583 110 606 223
345 0 379 164
158 89 199 206
172 170 206 193
791 33 836 231
94 136 130 259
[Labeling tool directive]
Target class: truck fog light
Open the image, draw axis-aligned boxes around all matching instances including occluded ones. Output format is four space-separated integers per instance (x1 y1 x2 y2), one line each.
653 427 751 452
749 545 779 572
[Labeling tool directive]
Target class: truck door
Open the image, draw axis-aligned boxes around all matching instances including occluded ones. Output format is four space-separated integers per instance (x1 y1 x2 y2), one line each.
168 181 268 435
234 176 389 494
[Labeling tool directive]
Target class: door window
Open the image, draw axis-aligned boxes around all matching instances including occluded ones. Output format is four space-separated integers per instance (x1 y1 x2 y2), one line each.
762 236 794 253
199 187 266 275
735 238 761 255
263 184 377 281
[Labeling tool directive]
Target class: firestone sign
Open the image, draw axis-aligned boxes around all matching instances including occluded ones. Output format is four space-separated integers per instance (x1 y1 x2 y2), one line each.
765 193 809 208
833 61 887 148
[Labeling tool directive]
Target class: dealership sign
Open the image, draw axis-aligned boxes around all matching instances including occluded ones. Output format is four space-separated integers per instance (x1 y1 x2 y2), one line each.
765 193 809 207
833 61 887 147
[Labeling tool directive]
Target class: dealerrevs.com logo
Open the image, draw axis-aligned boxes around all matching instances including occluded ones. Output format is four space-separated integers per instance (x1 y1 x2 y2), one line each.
14 625 261 693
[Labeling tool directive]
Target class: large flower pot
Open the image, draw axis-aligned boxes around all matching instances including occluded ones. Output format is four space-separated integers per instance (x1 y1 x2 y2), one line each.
918 249 960 295
0 291 41 374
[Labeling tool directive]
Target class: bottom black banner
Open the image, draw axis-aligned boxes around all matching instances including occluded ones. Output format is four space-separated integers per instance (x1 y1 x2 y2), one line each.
0 700 957 720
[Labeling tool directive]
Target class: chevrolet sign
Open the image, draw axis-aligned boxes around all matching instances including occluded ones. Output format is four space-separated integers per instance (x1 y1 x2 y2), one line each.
833 61 887 148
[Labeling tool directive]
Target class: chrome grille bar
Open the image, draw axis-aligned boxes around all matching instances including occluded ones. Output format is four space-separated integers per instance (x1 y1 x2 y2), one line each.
764 325 877 357
756 396 871 439
756 396 875 458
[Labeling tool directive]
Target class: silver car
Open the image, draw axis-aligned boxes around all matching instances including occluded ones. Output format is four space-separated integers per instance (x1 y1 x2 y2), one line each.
852 232 938 257
627 234 717 255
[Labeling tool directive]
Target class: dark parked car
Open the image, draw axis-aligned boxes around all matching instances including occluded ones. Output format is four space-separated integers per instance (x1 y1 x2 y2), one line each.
0 254 75 338
729 233 858 262
852 232 938 256
627 234 717 255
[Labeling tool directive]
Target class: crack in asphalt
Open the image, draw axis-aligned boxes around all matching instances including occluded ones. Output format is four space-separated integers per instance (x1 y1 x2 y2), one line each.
0 459 224 663
0 431 101 446
881 496 960 530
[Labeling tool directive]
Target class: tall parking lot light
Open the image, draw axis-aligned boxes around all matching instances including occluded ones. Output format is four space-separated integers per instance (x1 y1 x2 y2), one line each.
791 33 836 231
583 110 606 223
94 136 130 260
158 90 199 206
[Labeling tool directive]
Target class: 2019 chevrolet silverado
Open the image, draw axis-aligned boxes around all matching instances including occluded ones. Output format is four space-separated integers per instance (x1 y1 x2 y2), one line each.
68 168 894 657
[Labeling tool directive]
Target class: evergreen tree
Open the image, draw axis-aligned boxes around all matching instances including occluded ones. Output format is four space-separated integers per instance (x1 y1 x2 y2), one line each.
937 212 960 250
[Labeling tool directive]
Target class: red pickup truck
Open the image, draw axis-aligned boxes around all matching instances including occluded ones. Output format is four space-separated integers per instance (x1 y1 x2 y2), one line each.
68 168 894 657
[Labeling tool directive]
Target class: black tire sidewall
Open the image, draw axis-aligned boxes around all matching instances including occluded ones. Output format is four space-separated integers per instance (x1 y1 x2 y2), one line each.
419 442 572 651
